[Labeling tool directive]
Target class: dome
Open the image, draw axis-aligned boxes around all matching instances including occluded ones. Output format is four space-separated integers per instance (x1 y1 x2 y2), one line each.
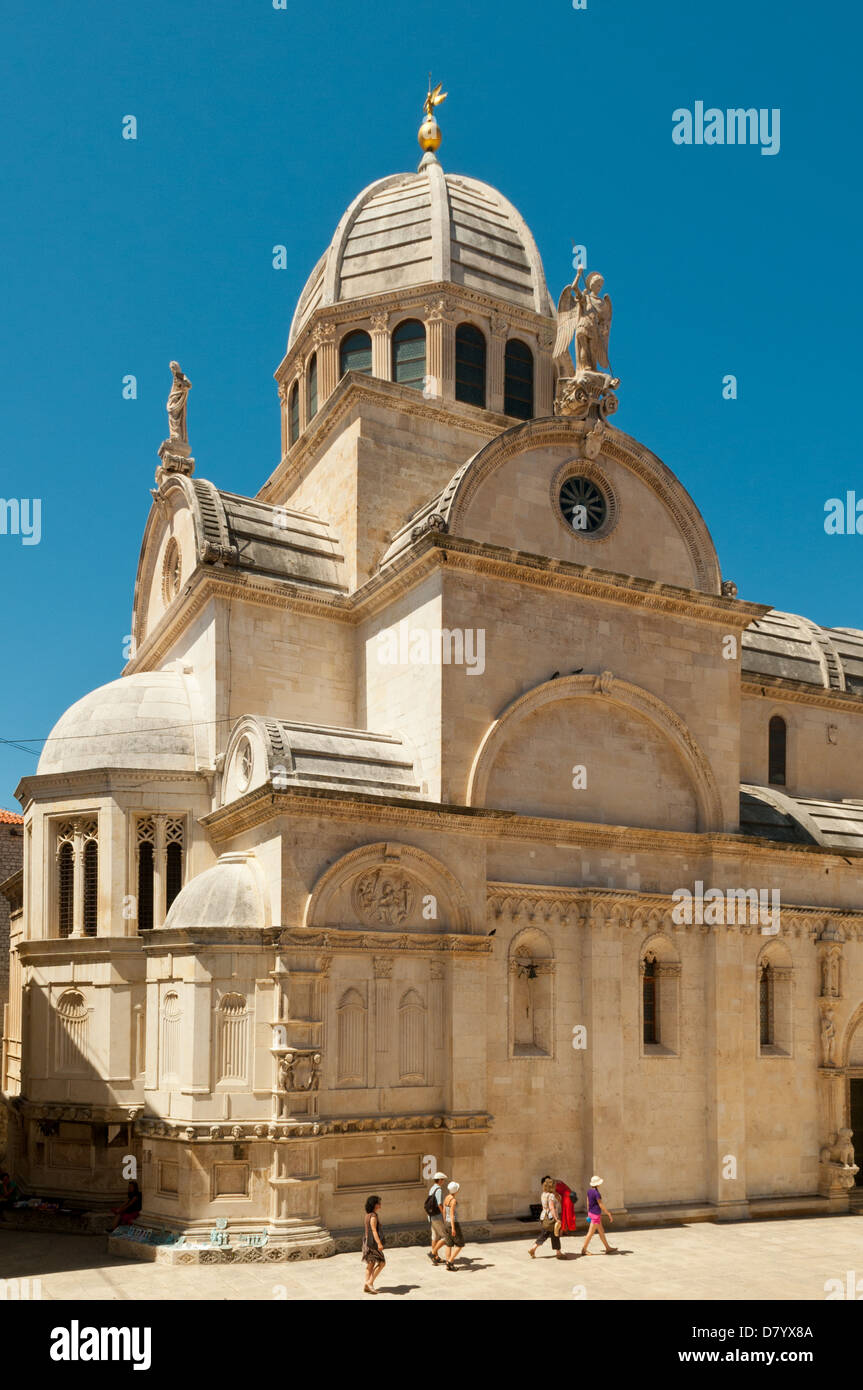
742 611 863 693
38 669 203 775
161 852 267 931
288 159 553 346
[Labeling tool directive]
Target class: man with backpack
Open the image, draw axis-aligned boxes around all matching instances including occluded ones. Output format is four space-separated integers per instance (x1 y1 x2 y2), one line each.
424 1169 449 1264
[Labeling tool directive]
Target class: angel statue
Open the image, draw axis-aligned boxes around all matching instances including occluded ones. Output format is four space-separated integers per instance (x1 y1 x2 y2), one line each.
554 267 617 383
423 80 447 120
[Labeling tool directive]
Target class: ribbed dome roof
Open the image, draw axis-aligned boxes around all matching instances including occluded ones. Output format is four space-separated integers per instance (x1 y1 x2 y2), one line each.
288 159 553 346
161 852 267 931
742 611 863 693
38 670 202 775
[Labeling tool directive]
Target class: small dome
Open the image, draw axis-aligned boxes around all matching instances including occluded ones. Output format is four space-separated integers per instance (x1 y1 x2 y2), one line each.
161 852 267 931
38 669 201 775
289 161 553 346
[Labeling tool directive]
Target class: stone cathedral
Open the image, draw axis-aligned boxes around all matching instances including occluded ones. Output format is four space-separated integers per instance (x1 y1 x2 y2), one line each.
3 93 863 1262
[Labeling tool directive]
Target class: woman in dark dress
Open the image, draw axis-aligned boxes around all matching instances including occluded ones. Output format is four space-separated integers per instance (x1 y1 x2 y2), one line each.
361 1194 386 1293
110 1180 143 1231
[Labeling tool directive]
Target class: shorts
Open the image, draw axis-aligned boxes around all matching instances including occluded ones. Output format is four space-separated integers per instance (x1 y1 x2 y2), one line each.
588 1213 601 1224
429 1216 446 1239
444 1221 464 1248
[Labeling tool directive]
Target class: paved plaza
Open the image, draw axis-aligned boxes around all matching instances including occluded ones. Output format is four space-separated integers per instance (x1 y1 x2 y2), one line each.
1 1215 861 1301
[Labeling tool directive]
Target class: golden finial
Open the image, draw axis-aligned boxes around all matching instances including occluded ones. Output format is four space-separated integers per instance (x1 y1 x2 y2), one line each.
418 76 447 154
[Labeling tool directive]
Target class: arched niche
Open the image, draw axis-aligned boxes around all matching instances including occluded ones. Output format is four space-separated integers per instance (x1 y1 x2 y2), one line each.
508 927 555 1059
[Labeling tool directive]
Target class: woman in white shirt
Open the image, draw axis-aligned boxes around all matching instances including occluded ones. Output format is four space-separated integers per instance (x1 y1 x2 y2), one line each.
528 1176 564 1259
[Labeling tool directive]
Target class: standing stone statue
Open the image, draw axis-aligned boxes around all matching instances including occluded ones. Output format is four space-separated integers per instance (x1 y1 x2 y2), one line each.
821 1009 838 1067
166 361 192 443
157 360 195 481
555 267 615 376
553 266 620 422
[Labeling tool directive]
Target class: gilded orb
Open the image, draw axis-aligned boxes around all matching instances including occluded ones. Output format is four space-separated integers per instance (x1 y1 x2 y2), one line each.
418 115 442 152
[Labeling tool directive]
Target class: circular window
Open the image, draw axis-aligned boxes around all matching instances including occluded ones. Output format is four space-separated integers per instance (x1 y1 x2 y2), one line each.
559 476 607 533
237 737 254 791
161 538 181 605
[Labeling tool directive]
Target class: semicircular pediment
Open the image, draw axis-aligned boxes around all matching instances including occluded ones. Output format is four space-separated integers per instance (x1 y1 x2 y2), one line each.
381 417 721 594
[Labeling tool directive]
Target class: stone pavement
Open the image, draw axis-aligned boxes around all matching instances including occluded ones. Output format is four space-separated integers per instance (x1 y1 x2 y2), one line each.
1 1215 860 1301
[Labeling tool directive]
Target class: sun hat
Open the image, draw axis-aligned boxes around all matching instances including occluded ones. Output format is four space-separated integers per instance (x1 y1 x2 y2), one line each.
447 1181 460 1193
589 1175 603 1186
433 1171 448 1180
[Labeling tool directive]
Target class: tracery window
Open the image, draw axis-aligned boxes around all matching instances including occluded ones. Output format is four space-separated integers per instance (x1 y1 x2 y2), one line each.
391 319 426 389
339 330 372 378
136 815 185 931
55 818 98 938
504 338 533 418
768 716 786 786
455 322 486 407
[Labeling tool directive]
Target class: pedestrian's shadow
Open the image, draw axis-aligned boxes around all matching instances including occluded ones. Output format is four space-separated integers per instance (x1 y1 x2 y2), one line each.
376 1283 421 1295
578 1247 634 1257
452 1258 495 1272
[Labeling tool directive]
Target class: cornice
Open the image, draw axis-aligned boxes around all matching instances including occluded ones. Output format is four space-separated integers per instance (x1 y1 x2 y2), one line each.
742 678 863 714
125 523 762 679
18 936 144 963
136 1111 494 1141
487 882 863 939
16 768 210 801
199 783 861 868
358 536 767 628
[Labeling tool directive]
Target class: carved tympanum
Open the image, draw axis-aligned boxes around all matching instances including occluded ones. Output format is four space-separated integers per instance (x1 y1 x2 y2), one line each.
352 868 415 927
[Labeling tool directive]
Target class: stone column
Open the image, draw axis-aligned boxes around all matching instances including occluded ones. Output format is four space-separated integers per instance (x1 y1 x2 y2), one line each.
278 381 288 457
585 907 628 1220
704 927 749 1217
153 815 166 929
71 821 85 938
373 955 392 1091
536 330 556 417
488 314 508 414
424 296 453 401
370 312 391 381
183 967 212 1096
447 950 490 1219
313 322 338 403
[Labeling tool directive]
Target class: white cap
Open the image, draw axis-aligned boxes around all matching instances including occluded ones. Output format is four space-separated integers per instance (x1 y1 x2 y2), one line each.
447 1181 460 1193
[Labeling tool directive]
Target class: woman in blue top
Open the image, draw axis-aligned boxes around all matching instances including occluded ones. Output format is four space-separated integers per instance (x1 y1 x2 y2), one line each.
581 1175 614 1255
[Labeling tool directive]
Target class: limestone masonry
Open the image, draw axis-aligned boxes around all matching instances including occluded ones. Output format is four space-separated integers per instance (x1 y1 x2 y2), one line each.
3 119 863 1260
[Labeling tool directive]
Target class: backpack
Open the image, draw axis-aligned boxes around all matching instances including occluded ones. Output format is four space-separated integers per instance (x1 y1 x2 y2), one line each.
424 1186 440 1216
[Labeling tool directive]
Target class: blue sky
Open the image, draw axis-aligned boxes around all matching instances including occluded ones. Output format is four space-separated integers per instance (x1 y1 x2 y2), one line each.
1 0 860 805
